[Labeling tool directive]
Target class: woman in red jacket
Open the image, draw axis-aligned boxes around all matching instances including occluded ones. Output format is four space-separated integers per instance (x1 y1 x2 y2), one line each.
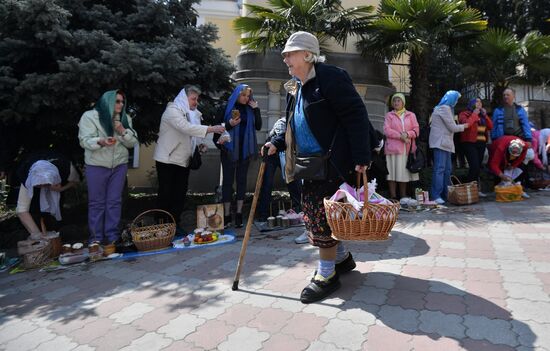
459 98 493 193
488 136 527 182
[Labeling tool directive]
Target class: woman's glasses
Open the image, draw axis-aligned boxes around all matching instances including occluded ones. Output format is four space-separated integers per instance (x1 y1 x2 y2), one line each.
115 100 124 104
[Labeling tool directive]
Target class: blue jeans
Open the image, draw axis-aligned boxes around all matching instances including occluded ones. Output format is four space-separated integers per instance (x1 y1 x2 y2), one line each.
430 148 452 201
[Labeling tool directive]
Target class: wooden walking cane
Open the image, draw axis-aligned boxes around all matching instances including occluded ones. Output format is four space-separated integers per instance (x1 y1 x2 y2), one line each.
232 148 268 291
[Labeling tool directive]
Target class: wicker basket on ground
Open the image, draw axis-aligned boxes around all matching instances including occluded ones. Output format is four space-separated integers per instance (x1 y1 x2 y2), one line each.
324 172 400 241
20 240 52 269
131 209 176 251
447 176 479 205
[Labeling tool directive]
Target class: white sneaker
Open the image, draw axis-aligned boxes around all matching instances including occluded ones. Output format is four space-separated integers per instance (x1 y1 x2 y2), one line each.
478 191 487 198
434 198 445 205
522 192 530 199
294 231 309 244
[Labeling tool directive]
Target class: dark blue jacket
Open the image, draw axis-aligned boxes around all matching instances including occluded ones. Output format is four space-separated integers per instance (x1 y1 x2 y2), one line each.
274 63 375 182
491 104 532 142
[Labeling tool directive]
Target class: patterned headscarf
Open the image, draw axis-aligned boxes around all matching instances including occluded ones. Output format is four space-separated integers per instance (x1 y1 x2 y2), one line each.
508 138 525 157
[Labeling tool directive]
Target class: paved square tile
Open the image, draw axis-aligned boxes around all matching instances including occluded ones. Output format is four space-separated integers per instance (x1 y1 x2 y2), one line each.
1 196 550 350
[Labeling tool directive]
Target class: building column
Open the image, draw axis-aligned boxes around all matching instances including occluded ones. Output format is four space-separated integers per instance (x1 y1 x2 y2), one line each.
266 80 282 131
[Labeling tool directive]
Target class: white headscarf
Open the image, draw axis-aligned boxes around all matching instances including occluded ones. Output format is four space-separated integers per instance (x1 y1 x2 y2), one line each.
24 160 62 220
173 88 190 113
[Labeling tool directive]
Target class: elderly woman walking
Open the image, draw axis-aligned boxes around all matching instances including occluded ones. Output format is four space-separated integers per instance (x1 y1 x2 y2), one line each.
78 90 138 244
272 31 374 303
429 90 469 204
383 93 420 200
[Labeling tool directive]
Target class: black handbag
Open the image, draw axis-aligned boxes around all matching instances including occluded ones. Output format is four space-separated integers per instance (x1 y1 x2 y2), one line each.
293 133 337 181
406 143 424 173
188 146 202 170
294 153 330 180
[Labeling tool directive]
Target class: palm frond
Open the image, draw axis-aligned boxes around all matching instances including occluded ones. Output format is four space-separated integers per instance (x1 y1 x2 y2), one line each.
474 28 520 60
234 0 375 53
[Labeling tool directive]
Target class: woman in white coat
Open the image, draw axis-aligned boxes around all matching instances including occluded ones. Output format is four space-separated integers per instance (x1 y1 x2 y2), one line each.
153 86 225 224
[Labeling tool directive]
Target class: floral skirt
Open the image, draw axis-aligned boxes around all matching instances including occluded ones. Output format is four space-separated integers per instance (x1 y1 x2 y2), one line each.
302 178 340 248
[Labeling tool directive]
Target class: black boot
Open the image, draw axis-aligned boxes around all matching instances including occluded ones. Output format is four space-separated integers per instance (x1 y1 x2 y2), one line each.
336 252 356 274
224 215 232 228
235 213 243 228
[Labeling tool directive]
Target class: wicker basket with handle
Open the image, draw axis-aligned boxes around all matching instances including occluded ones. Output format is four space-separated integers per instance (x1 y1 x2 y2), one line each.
324 171 400 241
447 175 479 205
131 209 176 251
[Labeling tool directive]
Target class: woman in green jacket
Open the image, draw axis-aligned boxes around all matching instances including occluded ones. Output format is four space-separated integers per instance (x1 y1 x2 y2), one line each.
78 90 138 244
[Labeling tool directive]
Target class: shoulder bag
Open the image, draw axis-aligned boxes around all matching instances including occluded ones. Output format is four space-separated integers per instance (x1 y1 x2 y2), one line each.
188 146 202 170
294 133 337 181
406 132 424 173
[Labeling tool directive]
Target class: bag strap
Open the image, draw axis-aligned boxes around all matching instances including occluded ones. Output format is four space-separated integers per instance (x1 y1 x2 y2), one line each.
450 175 462 185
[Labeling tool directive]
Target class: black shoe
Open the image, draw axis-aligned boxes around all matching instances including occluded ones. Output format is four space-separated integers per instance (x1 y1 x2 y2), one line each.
235 213 243 228
300 272 341 304
224 215 232 228
336 252 356 275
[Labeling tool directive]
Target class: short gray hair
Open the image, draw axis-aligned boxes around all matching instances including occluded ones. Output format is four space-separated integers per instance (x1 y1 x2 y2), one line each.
185 85 201 96
503 87 515 95
304 51 326 63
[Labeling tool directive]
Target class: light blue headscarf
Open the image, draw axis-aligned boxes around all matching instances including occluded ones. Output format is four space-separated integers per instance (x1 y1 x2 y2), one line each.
435 90 461 115
436 90 461 108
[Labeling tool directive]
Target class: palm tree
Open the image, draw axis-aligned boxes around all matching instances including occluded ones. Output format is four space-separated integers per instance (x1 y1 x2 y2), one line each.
463 28 550 106
233 0 375 53
357 0 487 125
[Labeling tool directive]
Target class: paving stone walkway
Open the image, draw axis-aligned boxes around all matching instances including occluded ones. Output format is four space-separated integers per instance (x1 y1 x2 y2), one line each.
1 192 550 350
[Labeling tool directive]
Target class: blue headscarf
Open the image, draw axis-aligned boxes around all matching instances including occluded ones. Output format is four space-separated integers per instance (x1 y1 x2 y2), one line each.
223 84 258 161
467 98 477 111
436 90 461 115
437 90 461 108
467 97 487 125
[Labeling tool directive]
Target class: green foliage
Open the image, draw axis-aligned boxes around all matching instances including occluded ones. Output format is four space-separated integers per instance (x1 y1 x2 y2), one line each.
0 0 234 163
466 0 550 36
357 0 486 124
233 0 374 52
460 28 550 104
360 0 487 61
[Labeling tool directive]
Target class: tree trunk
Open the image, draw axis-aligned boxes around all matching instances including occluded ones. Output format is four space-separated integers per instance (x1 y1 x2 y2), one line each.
491 81 508 109
409 52 431 127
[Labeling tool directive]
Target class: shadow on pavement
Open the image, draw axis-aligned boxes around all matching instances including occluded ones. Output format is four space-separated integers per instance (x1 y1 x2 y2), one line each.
240 271 536 350
335 272 535 350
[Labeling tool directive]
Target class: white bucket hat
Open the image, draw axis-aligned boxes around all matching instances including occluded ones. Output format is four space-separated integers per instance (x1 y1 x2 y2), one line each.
282 31 320 56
